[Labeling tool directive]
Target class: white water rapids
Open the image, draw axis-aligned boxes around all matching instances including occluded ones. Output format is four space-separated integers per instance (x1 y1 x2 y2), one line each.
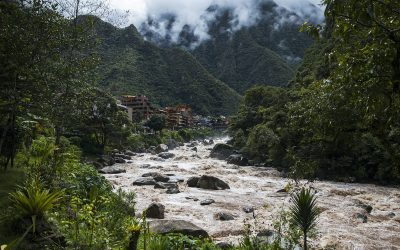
102 138 400 250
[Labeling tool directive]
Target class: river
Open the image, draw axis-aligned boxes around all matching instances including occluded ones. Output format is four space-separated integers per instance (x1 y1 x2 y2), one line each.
102 137 400 250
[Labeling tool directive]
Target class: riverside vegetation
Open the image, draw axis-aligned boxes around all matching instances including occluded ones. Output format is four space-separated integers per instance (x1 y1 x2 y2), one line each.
0 0 399 249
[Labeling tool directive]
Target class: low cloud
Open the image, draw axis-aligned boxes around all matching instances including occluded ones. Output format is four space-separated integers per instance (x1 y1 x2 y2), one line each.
109 0 324 46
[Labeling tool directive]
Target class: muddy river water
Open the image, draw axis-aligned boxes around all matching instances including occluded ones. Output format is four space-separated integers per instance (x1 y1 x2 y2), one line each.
102 138 400 250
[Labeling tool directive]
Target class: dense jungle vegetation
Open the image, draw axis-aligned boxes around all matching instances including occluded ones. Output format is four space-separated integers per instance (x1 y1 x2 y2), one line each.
229 0 400 183
1 0 399 249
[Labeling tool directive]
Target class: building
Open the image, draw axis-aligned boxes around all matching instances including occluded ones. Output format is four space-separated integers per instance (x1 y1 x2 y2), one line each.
120 95 155 122
165 104 193 129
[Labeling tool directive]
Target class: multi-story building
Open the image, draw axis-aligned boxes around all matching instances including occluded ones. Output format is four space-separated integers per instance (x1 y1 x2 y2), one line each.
120 95 155 122
165 104 193 129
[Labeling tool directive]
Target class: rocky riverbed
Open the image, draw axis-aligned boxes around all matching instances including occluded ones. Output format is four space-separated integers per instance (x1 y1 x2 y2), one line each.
101 138 400 249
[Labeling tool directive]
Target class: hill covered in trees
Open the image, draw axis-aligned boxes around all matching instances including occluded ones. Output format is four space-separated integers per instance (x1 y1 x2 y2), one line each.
91 17 241 115
140 1 315 93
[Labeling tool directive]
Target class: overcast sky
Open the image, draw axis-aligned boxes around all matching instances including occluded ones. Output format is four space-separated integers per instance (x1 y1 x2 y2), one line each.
109 0 324 27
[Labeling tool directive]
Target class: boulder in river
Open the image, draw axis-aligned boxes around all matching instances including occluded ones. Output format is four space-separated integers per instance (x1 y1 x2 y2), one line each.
92 161 104 169
132 177 157 186
166 187 180 194
227 154 249 166
148 220 209 238
145 203 165 219
187 177 200 187
243 206 254 213
200 199 215 205
156 144 169 153
158 152 175 159
98 166 126 174
114 157 126 164
155 182 178 190
197 175 230 190
142 172 170 182
124 150 136 156
98 155 115 166
166 139 180 150
355 213 368 223
214 212 235 221
210 144 234 160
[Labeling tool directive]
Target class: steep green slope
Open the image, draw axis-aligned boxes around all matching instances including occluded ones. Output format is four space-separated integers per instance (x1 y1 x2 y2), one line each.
140 2 314 94
92 17 241 115
191 5 310 94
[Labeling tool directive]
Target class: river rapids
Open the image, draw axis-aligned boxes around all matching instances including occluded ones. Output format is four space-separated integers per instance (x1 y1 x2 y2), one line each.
102 137 400 250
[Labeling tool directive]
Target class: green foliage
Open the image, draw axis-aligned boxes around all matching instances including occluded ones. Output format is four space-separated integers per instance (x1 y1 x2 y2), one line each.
92 17 241 115
9 179 63 233
145 115 166 133
289 188 319 250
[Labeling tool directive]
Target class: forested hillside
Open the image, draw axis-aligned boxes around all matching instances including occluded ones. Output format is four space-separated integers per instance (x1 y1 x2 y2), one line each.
92 17 241 115
140 1 315 93
229 0 400 183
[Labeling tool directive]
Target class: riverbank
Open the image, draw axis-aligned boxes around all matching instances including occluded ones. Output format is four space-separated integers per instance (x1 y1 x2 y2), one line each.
102 137 400 249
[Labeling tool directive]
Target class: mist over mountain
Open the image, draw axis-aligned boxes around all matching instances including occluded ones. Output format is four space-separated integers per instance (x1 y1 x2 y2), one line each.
137 0 319 93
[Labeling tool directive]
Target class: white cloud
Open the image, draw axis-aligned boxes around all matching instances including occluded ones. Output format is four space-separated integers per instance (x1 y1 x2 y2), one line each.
108 0 324 46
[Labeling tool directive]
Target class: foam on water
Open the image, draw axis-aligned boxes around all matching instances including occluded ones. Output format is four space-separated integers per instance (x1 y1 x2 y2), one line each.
103 137 400 249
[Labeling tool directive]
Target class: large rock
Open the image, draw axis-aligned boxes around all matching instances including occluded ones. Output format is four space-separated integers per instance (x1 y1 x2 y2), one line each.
148 220 209 238
227 154 249 166
156 144 169 153
145 203 165 219
114 157 126 164
210 144 234 160
98 155 115 166
214 212 235 221
197 175 230 190
166 139 180 150
124 150 136 156
187 177 200 187
98 166 126 174
200 199 215 206
92 161 104 169
132 177 157 186
142 172 170 182
158 152 175 159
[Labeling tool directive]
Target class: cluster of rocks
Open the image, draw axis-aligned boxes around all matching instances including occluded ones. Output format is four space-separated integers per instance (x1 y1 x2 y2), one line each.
187 175 230 190
210 143 249 166
132 172 182 194
93 149 136 174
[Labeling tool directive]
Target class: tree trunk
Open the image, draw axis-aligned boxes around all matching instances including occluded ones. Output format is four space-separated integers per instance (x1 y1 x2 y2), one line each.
304 232 307 250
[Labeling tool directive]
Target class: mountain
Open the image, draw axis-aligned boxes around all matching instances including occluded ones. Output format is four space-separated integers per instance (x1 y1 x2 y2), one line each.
90 17 241 115
139 1 315 94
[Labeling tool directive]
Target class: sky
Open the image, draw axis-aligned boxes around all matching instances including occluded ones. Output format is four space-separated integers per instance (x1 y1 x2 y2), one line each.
107 0 324 46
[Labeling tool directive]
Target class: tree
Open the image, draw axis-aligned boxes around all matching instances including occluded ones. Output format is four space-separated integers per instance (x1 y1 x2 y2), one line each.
145 115 166 133
289 188 320 250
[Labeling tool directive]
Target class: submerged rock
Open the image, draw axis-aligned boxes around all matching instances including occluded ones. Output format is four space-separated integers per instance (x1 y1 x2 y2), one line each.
214 212 235 221
197 175 230 190
146 203 165 219
156 144 169 153
166 187 180 194
148 220 209 238
158 152 175 159
142 172 170 182
166 139 180 150
210 143 234 160
200 199 215 206
227 154 249 166
187 177 200 187
243 206 254 213
98 166 126 174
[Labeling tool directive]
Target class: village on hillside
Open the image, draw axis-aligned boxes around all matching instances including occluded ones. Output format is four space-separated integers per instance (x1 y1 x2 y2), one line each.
117 95 228 130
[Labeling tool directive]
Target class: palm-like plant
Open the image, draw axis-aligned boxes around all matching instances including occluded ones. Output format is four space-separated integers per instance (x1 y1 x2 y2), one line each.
289 187 320 250
9 180 63 232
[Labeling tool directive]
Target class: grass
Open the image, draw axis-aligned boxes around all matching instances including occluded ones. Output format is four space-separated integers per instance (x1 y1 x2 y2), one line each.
0 167 26 243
